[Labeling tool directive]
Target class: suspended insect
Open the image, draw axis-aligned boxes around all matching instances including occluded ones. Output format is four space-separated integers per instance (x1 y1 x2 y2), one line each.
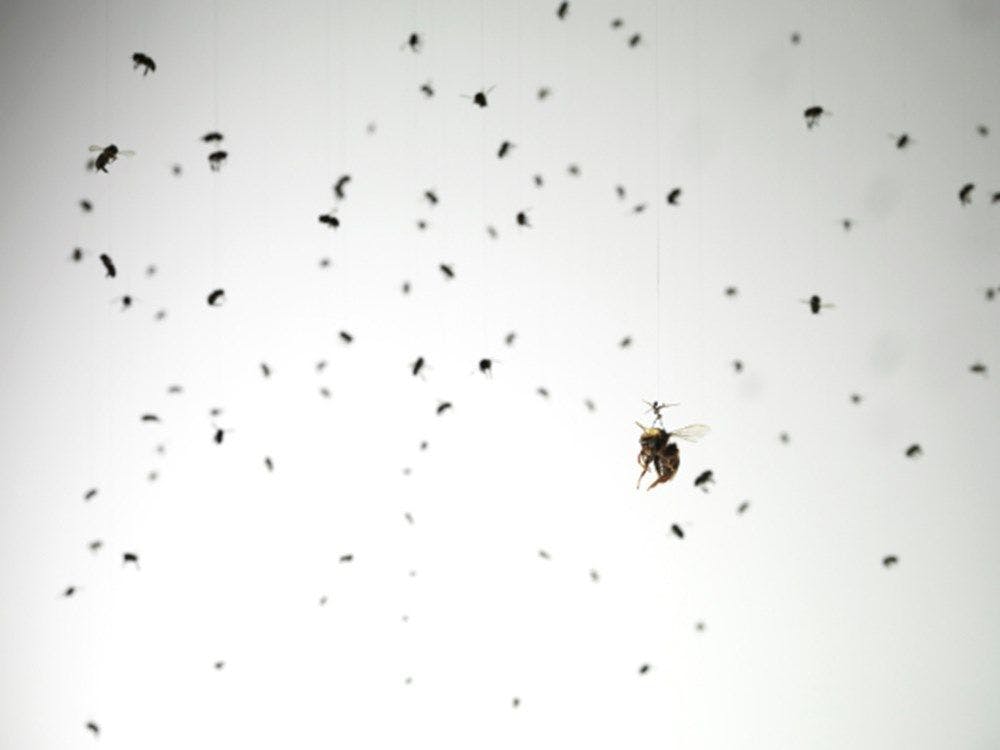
537 87 552 100
436 401 452 415
439 263 455 279
790 31 801 44
333 174 351 200
803 105 828 128
208 150 228 170
419 81 434 98
70 247 84 262
207 288 225 306
318 211 340 228
693 469 715 491
122 552 140 569
610 17 624 29
516 210 531 227
567 163 581 176
79 199 93 212
882 555 899 568
424 189 439 206
202 131 224 143
478 358 493 376
905 443 922 458
556 2 569 20
339 330 353 344
131 52 156 75
463 86 495 108
841 218 854 231
402 32 422 52
89 144 135 173
666 187 682 205
533 174 544 187
801 294 834 314
635 421 709 490
890 132 911 149
969 361 988 376
724 286 738 297
959 183 974 205
497 140 514 158
99 253 116 277
628 33 642 47
643 399 678 425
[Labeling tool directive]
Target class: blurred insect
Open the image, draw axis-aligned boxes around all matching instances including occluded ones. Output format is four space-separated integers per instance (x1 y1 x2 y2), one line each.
90 144 135 173
533 174 544 187
153 309 167 321
416 219 428 231
890 132 911 149
556 2 569 19
504 331 517 346
638 663 651 674
512 697 521 708
959 183 975 205
619 336 633 348
567 163 581 176
841 218 854 231
497 140 514 158
631 203 648 214
318 257 331 268
319 387 331 399
976 124 989 137
882 555 899 568
79 199 93 212
610 18 624 29
85 721 100 737
339 553 353 563
140 413 160 423
779 431 790 444
850 393 863 404
628 33 642 47
145 264 157 277
516 210 531 227
584 399 596 412
486 225 499 239
670 524 684 539
985 288 995 301
401 281 411 294
802 294 834 314
167 384 184 394
970 361 988 376
99 253 116 277
905 443 922 458
736 501 750 515
63 586 79 598
790 31 801 44
122 552 140 569
366 121 377 135
208 150 228 170
113 294 135 311
202 131 224 143
537 87 551 100
260 362 271 378
615 184 626 200
207 288 225 306
589 569 600 581
339 331 353 344
536 387 550 398
212 425 232 444
538 549 551 560
318 211 340 228
424 189 439 206
89 540 103 553
214 661 225 670
402 32 422 52
404 512 414 524
439 263 454 279
478 358 493 376
419 81 434 98
131 52 156 75
666 187 682 205
695 621 706 632
732 359 744 373
264 456 273 472
84 488 98 501
436 401 452 415
724 286 738 297
70 247 84 262
171 164 182 176
333 174 351 200
992 191 1000 204
635 422 710 490
693 469 715 491
803 105 827 128
462 86 495 108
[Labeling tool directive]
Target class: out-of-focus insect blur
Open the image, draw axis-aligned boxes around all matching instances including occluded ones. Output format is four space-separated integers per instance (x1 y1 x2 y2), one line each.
635 421 709 490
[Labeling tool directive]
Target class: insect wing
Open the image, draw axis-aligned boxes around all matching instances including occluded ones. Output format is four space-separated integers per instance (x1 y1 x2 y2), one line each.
670 424 710 442
89 145 105 152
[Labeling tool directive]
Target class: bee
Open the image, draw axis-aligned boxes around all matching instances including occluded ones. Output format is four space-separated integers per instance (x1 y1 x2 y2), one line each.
89 144 135 173
803 105 828 129
635 421 709 490
131 52 156 75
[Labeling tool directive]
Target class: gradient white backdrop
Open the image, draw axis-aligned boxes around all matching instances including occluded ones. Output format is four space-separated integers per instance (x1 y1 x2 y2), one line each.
1 0 999 747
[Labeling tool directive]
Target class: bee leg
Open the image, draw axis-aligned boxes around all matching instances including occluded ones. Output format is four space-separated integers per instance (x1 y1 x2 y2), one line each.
636 463 650 490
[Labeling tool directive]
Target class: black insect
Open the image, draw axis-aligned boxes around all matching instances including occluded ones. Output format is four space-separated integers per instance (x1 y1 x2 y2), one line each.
89 540 103 553
478 358 492 376
905 444 922 458
486 225 499 239
802 294 834 314
538 549 551 560
140 413 160 423
114 294 135 311
670 524 684 539
850 393 863 404
733 359 744 373
556 2 569 19
214 661 225 670
463 86 495 108
208 150 228 170
504 331 516 346
638 663 651 674
693 469 715 492
207 288 225 306
666 187 682 205
537 87 551 100
213 426 230 444
724 286 738 297
85 721 100 737
424 189 439 206
497 141 514 158
628 33 642 47
63 586 79 598
882 555 899 568
619 336 633 348
892 133 911 149
419 81 434 98
98 253 116 278
202 131 224 143
610 18 624 29
171 164 182 176
790 31 801 44
339 553 353 563
516 210 531 227
90 144 134 173
533 174 544 187
403 32 422 52
436 401 452 415
79 199 93 212
803 105 827 128
736 501 750 515
590 569 600 581
969 362 988 376
264 456 273 472
122 552 140 569
584 399 596 412
567 163 580 176
401 281 411 294
842 218 853 231
339 331 353 344
318 211 340 228
131 52 156 75
536 387 550 398
632 203 648 214
959 183 974 205
976 124 989 137
439 263 454 279
70 247 84 262
333 174 351 200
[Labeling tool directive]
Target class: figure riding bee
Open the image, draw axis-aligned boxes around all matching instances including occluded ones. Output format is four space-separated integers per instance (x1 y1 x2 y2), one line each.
635 406 709 490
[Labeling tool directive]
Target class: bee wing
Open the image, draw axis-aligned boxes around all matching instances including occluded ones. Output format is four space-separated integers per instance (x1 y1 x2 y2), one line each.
120 150 136 157
671 424 710 442
89 145 105 151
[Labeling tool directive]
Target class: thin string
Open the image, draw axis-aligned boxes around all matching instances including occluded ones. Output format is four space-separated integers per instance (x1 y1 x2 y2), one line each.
654 0 662 398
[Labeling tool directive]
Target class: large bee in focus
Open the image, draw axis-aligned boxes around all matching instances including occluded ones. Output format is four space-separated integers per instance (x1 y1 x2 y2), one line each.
635 421 709 490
